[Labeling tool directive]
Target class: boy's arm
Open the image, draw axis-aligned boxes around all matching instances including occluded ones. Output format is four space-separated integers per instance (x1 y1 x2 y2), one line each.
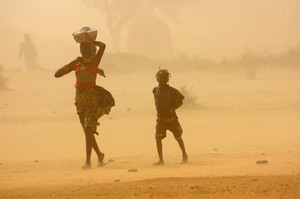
169 101 183 113
169 89 184 113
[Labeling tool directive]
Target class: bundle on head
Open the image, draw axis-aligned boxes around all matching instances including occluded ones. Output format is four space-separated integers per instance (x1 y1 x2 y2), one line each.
72 26 97 43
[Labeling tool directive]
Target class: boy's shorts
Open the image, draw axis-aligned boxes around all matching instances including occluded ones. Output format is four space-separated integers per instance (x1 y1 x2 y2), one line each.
155 119 183 139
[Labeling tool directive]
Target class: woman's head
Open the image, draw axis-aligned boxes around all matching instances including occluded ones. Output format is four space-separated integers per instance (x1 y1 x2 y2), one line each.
80 42 96 59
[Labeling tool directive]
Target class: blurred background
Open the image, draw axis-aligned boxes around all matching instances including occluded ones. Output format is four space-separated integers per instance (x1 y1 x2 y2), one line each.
0 0 300 162
0 0 299 72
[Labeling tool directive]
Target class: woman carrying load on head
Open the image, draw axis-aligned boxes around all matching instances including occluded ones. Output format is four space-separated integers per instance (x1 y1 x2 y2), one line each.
54 27 114 169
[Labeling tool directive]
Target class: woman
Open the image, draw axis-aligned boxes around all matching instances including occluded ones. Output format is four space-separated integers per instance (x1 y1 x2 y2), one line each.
54 39 109 169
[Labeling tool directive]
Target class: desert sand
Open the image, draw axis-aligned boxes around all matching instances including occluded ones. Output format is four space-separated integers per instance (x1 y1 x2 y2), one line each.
0 67 300 198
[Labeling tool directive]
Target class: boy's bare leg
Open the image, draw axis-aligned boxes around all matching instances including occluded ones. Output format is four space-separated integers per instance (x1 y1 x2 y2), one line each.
154 138 164 165
175 137 188 163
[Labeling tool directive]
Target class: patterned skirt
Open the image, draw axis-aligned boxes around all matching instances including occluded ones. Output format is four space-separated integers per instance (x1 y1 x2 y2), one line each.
75 86 115 129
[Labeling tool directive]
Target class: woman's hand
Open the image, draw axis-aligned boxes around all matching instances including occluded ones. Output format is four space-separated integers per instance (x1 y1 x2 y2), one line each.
93 41 106 47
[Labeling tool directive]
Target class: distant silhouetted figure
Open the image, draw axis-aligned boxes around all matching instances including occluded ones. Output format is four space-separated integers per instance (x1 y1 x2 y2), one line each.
152 69 188 166
19 34 41 72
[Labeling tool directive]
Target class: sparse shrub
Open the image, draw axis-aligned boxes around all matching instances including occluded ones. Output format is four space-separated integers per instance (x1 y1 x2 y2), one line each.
179 85 200 109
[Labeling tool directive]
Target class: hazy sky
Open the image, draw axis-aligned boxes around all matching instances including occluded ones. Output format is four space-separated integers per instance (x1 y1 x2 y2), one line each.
0 0 300 68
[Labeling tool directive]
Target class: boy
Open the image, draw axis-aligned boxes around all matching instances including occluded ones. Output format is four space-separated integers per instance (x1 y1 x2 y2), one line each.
152 69 188 165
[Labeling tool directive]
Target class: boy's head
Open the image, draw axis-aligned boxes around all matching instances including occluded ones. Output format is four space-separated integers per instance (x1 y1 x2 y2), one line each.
80 42 96 59
156 69 171 85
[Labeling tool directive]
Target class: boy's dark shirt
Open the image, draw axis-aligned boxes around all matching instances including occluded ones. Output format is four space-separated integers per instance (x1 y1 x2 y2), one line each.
153 84 184 120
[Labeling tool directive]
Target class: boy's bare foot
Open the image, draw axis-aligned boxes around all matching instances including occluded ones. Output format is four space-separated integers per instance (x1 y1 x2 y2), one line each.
82 164 92 170
181 155 188 164
153 161 165 166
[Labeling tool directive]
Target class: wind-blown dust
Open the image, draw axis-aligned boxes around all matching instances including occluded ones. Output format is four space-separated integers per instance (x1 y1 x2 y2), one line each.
0 66 299 198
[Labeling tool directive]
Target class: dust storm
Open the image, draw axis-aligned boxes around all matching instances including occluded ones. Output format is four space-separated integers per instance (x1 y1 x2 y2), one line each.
0 1 300 198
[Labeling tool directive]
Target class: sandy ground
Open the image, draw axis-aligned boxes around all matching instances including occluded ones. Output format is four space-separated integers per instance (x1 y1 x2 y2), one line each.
0 66 300 198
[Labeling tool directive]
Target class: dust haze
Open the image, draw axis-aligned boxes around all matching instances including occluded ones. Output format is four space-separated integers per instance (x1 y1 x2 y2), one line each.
0 1 300 198
1 0 300 68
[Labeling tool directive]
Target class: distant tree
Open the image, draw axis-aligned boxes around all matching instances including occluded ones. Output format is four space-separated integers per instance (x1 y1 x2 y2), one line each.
81 0 199 53
281 44 300 67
